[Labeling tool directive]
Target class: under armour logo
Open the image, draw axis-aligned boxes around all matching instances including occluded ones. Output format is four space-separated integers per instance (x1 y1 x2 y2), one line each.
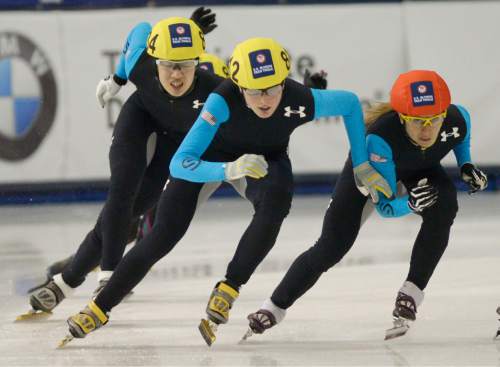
440 127 460 142
193 100 204 109
182 158 201 171
284 106 306 118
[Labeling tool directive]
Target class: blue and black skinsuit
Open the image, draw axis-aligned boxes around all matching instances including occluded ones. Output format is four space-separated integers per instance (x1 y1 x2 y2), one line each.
270 104 472 309
94 77 371 313
60 23 223 288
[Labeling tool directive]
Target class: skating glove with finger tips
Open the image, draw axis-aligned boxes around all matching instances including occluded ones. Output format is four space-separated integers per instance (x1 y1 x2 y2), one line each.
353 161 394 204
96 75 123 108
303 69 328 89
224 154 268 180
408 179 438 213
190 7 217 34
460 163 488 194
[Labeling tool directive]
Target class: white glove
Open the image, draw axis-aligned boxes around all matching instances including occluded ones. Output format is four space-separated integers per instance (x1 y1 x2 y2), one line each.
353 161 393 204
96 76 121 108
225 154 268 180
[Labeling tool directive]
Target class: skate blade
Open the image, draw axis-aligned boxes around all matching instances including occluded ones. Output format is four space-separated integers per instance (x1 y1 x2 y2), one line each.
198 319 216 346
385 324 410 340
57 334 74 348
238 328 254 344
15 310 52 322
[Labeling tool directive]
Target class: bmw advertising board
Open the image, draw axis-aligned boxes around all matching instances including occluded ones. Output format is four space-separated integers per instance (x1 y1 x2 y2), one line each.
0 32 57 161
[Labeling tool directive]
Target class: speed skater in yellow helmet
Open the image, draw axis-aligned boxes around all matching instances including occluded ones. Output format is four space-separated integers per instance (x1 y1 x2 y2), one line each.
229 37 291 90
198 52 229 78
146 17 205 61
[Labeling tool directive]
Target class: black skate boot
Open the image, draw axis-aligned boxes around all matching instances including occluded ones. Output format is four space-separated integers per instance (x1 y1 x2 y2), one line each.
385 282 423 340
240 299 286 342
247 310 277 334
392 292 417 321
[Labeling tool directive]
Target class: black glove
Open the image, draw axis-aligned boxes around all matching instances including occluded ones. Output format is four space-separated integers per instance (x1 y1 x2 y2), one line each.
461 163 488 194
190 7 217 34
303 69 328 89
408 179 438 213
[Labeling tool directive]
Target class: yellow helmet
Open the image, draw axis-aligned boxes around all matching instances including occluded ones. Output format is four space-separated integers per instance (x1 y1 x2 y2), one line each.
198 52 229 78
146 17 205 61
229 37 291 89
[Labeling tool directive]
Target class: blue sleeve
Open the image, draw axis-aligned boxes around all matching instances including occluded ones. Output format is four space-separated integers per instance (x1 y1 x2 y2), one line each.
453 105 472 167
170 93 230 183
115 22 151 80
366 134 411 218
311 89 368 167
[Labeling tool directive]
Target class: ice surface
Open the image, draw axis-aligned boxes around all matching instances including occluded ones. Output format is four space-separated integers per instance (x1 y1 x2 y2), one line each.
1 194 499 366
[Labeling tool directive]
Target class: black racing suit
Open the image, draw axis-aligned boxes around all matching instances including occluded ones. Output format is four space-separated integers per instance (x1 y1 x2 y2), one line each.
61 51 222 287
271 105 468 309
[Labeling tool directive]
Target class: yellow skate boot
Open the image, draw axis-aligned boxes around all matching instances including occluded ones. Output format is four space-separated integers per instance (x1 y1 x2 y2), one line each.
58 300 108 347
198 281 239 346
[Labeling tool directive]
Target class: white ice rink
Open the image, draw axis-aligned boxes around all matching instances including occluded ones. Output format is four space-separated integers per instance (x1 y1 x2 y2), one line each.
1 193 499 366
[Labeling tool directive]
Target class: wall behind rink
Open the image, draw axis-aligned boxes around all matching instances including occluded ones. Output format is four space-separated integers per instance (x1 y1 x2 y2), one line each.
0 1 499 185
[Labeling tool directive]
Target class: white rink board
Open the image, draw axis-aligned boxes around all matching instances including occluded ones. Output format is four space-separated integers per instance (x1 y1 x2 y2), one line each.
0 2 499 183
404 1 500 167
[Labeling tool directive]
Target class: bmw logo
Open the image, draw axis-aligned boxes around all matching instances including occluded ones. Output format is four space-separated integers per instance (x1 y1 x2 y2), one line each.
0 32 57 161
176 26 185 35
256 54 266 64
417 84 427 94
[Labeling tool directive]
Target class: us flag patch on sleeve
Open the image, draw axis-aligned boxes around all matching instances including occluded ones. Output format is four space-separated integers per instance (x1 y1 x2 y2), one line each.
201 111 217 126
370 153 387 163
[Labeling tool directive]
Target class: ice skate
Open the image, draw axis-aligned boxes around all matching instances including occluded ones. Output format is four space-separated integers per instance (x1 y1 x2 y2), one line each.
58 300 108 348
385 292 417 340
241 309 277 343
198 281 239 346
385 282 423 340
16 274 70 322
240 299 285 343
385 316 411 340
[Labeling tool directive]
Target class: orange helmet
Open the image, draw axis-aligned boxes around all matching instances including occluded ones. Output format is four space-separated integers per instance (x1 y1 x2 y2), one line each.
390 70 451 116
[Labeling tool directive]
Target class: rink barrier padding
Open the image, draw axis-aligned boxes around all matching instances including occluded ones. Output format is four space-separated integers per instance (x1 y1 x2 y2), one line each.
0 167 498 205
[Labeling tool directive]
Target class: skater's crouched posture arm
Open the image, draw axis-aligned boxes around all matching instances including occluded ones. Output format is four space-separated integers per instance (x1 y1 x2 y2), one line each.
246 70 488 341
63 37 392 346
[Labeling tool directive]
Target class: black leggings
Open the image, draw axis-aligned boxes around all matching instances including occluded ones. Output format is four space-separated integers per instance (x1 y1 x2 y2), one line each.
95 156 294 313
62 93 177 287
271 160 458 309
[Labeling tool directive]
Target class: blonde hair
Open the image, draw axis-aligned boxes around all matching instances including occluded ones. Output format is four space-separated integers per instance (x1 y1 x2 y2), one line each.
364 102 395 126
